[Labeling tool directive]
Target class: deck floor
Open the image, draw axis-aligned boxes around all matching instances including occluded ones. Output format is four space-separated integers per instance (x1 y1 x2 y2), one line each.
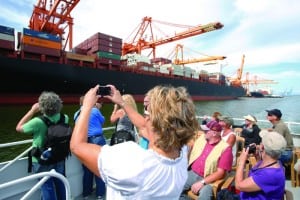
73 180 299 200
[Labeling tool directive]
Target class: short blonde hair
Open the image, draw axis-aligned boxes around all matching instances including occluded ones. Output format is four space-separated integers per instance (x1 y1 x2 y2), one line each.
147 85 199 153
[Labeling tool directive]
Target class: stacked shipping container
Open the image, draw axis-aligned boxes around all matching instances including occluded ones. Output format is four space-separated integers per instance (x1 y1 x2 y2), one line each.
74 32 122 67
0 25 15 50
21 28 61 57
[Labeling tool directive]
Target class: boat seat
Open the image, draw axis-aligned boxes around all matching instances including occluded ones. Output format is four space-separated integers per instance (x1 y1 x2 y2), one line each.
187 178 226 200
284 189 294 200
290 147 300 187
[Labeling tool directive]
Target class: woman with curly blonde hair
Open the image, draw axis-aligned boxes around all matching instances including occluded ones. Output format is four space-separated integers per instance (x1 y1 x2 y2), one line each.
71 84 199 199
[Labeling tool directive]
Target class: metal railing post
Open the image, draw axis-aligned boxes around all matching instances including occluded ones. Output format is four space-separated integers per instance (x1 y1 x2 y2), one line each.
0 169 71 200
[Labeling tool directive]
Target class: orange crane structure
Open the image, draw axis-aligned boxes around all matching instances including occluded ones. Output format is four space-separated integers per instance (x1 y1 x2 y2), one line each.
173 44 226 65
29 0 80 50
242 72 278 95
122 16 224 58
228 54 245 87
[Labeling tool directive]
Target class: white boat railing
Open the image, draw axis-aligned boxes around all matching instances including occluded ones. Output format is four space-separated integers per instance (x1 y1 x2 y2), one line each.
0 169 71 200
0 145 32 173
197 116 300 136
0 119 299 199
0 127 115 173
0 126 115 199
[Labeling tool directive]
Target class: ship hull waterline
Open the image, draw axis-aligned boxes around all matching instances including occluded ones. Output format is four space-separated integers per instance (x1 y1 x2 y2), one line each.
0 55 246 104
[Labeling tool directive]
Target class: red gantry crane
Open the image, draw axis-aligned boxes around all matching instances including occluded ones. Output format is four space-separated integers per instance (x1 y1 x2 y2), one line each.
29 0 80 50
122 16 224 58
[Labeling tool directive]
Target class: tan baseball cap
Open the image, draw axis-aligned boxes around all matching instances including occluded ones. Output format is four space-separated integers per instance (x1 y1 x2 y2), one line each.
259 130 287 151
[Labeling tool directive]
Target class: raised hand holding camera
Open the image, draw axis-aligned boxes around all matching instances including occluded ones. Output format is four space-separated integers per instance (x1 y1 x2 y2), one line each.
97 86 111 96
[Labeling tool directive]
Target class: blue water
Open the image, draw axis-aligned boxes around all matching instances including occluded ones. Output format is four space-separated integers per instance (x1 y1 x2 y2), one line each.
195 95 300 122
1 95 299 141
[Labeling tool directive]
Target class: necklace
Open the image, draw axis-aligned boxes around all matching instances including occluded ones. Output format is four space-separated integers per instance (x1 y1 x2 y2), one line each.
252 160 278 172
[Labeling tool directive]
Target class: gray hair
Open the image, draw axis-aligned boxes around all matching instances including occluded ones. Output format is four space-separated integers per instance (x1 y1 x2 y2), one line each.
38 91 62 116
264 148 282 160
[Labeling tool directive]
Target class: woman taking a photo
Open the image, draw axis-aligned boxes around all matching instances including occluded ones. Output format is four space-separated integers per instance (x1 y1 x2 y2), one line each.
70 84 199 199
235 130 286 200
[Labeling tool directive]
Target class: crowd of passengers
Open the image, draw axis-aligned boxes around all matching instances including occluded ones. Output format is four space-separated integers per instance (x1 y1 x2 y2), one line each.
17 84 298 200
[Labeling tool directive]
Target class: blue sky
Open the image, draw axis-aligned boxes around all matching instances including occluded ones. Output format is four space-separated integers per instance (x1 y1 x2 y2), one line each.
1 0 299 95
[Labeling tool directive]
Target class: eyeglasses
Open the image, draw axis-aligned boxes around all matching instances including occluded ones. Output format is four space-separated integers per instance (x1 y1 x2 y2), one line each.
144 105 148 111
144 101 149 112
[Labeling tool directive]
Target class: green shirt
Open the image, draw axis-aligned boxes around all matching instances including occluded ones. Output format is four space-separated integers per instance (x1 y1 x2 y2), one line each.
22 113 69 162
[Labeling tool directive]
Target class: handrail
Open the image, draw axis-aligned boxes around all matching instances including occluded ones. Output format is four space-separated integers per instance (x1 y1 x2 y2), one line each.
0 169 71 200
0 126 115 173
0 146 32 173
0 139 32 148
196 116 300 136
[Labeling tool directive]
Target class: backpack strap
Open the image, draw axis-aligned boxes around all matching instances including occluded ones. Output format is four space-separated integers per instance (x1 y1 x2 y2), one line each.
39 113 65 126
27 150 32 173
58 113 65 124
74 110 81 122
39 115 53 127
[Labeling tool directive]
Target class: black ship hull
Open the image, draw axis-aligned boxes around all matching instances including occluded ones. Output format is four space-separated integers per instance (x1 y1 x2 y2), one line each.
0 55 245 104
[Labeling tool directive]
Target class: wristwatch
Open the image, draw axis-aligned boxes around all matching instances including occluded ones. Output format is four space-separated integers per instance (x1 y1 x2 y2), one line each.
200 179 206 185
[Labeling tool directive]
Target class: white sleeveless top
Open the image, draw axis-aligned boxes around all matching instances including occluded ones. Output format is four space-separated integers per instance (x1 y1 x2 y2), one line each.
221 130 236 166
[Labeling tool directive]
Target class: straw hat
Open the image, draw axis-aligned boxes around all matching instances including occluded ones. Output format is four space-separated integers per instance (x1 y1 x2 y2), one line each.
243 115 257 122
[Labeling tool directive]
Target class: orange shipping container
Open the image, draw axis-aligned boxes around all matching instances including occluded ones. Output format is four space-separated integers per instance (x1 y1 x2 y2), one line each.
22 35 61 50
66 52 95 62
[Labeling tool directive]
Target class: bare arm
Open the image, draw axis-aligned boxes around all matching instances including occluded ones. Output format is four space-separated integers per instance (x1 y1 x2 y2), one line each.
191 168 226 194
227 134 236 148
16 103 40 132
110 105 123 123
106 85 148 137
70 85 102 177
235 147 261 192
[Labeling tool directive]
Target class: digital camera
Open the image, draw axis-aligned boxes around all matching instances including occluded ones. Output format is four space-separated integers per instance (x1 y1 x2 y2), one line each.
97 86 111 96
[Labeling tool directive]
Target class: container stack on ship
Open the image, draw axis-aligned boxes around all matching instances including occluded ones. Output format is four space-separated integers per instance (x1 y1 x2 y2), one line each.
21 28 62 61
0 27 245 104
0 25 15 54
72 32 122 69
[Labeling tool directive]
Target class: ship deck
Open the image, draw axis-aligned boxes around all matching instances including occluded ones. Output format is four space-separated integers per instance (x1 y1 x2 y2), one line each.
1 118 300 199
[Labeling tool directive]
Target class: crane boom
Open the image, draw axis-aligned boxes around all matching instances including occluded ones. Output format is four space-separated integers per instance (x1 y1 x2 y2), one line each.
173 44 226 65
122 17 223 57
29 0 80 50
175 56 226 65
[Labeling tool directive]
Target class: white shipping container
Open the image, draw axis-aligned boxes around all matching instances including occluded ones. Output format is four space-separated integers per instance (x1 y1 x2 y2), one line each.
0 33 14 42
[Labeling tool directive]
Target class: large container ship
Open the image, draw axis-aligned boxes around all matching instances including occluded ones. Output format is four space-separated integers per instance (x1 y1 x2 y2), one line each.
0 23 245 104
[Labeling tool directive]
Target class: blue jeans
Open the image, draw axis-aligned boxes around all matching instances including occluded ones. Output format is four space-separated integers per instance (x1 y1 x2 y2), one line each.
179 170 213 200
279 150 293 164
32 160 66 200
82 135 106 197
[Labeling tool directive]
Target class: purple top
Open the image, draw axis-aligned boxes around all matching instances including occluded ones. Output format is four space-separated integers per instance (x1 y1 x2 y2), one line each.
240 160 285 200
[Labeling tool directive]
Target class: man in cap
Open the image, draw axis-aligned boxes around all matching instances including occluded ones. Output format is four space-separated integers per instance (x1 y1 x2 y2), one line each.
266 109 293 164
236 130 287 199
180 120 233 200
